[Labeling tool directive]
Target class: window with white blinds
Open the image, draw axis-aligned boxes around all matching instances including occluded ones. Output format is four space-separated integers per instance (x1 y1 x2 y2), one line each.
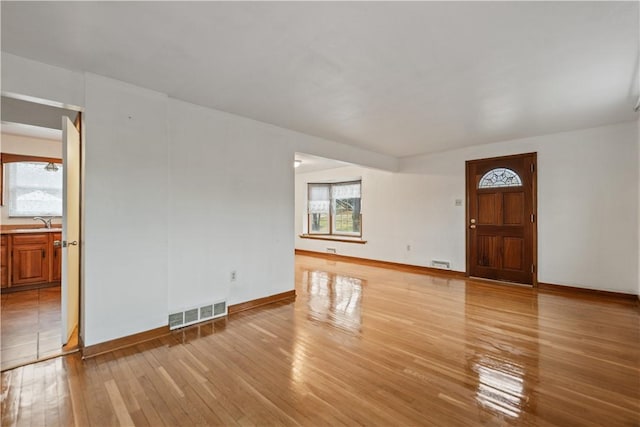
307 181 361 236
8 162 63 217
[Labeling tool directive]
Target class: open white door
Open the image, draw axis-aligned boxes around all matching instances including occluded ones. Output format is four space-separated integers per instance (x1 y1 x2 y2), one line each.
61 116 80 345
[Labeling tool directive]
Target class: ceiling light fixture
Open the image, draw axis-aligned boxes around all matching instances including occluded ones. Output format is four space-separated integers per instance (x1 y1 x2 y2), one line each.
44 162 59 172
294 160 302 168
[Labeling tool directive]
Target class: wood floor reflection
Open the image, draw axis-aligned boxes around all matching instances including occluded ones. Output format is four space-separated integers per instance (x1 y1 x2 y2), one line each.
1 287 66 371
2 254 639 426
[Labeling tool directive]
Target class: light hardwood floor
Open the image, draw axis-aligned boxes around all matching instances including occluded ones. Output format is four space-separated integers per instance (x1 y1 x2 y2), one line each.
1 287 66 371
2 254 639 426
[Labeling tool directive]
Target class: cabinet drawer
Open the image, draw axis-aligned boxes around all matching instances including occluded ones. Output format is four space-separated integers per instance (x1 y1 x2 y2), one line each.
1 235 7 246
13 233 48 245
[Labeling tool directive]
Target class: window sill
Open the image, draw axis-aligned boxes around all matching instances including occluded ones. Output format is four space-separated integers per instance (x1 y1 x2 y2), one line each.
299 234 367 244
8 216 62 218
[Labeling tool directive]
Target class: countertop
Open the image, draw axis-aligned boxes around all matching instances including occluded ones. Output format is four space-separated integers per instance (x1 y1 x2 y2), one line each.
1 228 62 235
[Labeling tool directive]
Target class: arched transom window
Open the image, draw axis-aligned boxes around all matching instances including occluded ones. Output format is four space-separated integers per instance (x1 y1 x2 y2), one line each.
478 168 522 188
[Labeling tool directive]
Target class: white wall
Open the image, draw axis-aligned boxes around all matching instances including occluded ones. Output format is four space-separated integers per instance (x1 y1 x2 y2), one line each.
294 132 398 172
296 166 465 269
3 50 637 348
1 52 399 345
1 133 63 225
83 74 170 345
168 100 295 310
1 53 84 108
296 121 639 294
1 132 61 157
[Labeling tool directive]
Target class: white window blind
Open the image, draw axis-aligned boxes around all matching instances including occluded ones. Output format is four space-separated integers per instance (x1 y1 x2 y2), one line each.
308 183 330 214
331 182 361 202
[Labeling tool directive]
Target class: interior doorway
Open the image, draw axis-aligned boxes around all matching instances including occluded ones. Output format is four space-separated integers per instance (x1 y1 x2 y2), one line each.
465 153 537 286
0 94 83 370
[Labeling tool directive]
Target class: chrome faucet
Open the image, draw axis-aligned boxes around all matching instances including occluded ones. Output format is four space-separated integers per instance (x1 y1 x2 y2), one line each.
33 217 52 229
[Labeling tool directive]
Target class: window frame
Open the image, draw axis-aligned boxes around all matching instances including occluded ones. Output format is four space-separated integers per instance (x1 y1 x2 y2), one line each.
0 153 63 214
307 180 362 237
478 167 523 189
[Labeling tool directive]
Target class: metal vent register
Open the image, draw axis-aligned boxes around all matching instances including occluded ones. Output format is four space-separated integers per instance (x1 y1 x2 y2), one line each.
200 305 213 319
214 302 226 316
168 312 184 329
168 300 227 330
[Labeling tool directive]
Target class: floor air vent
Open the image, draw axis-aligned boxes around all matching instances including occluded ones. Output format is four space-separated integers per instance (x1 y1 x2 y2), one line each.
184 308 198 324
168 300 227 330
431 260 451 270
200 304 213 319
214 302 226 316
169 312 184 329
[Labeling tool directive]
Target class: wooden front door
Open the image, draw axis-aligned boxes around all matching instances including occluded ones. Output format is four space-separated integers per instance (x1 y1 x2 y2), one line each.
466 153 536 285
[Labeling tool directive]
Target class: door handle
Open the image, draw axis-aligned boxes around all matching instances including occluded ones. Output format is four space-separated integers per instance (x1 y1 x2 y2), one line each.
470 219 476 224
470 225 476 229
53 240 61 248
62 240 78 247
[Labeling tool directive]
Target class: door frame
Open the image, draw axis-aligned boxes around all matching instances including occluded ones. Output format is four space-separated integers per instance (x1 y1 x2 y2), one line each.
465 152 538 286
1 90 85 346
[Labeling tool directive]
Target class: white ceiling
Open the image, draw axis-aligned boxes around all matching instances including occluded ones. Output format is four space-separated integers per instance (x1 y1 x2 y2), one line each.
1 122 61 141
1 96 78 130
2 2 638 158
295 152 352 175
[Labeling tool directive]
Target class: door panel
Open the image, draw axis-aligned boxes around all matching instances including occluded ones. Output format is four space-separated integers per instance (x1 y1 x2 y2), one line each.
503 238 524 270
61 116 80 345
477 235 500 268
477 194 499 225
503 193 525 225
467 153 536 285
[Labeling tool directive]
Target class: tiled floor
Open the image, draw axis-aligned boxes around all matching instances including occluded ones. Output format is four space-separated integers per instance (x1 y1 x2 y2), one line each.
0 287 65 371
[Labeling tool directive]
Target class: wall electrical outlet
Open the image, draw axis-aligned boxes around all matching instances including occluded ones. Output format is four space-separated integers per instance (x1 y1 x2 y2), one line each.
230 270 237 282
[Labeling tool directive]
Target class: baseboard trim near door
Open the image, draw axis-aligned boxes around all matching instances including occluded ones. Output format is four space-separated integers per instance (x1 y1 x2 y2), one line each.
81 290 297 359
228 290 296 315
296 249 639 304
538 282 638 303
295 249 466 278
82 326 171 359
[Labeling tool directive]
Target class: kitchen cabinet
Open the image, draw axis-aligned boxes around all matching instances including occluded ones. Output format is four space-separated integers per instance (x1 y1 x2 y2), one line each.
12 233 49 286
1 231 62 290
1 235 8 288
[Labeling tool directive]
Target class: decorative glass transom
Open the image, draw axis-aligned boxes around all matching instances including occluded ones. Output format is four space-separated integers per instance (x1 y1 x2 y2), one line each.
478 168 522 188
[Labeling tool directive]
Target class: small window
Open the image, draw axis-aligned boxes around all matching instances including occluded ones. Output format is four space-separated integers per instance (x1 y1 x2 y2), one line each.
478 168 522 188
8 162 63 217
308 180 361 236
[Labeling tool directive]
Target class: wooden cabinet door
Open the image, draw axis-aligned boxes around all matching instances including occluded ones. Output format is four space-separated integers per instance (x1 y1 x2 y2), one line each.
12 244 49 285
1 235 8 288
52 233 62 281
466 153 536 285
